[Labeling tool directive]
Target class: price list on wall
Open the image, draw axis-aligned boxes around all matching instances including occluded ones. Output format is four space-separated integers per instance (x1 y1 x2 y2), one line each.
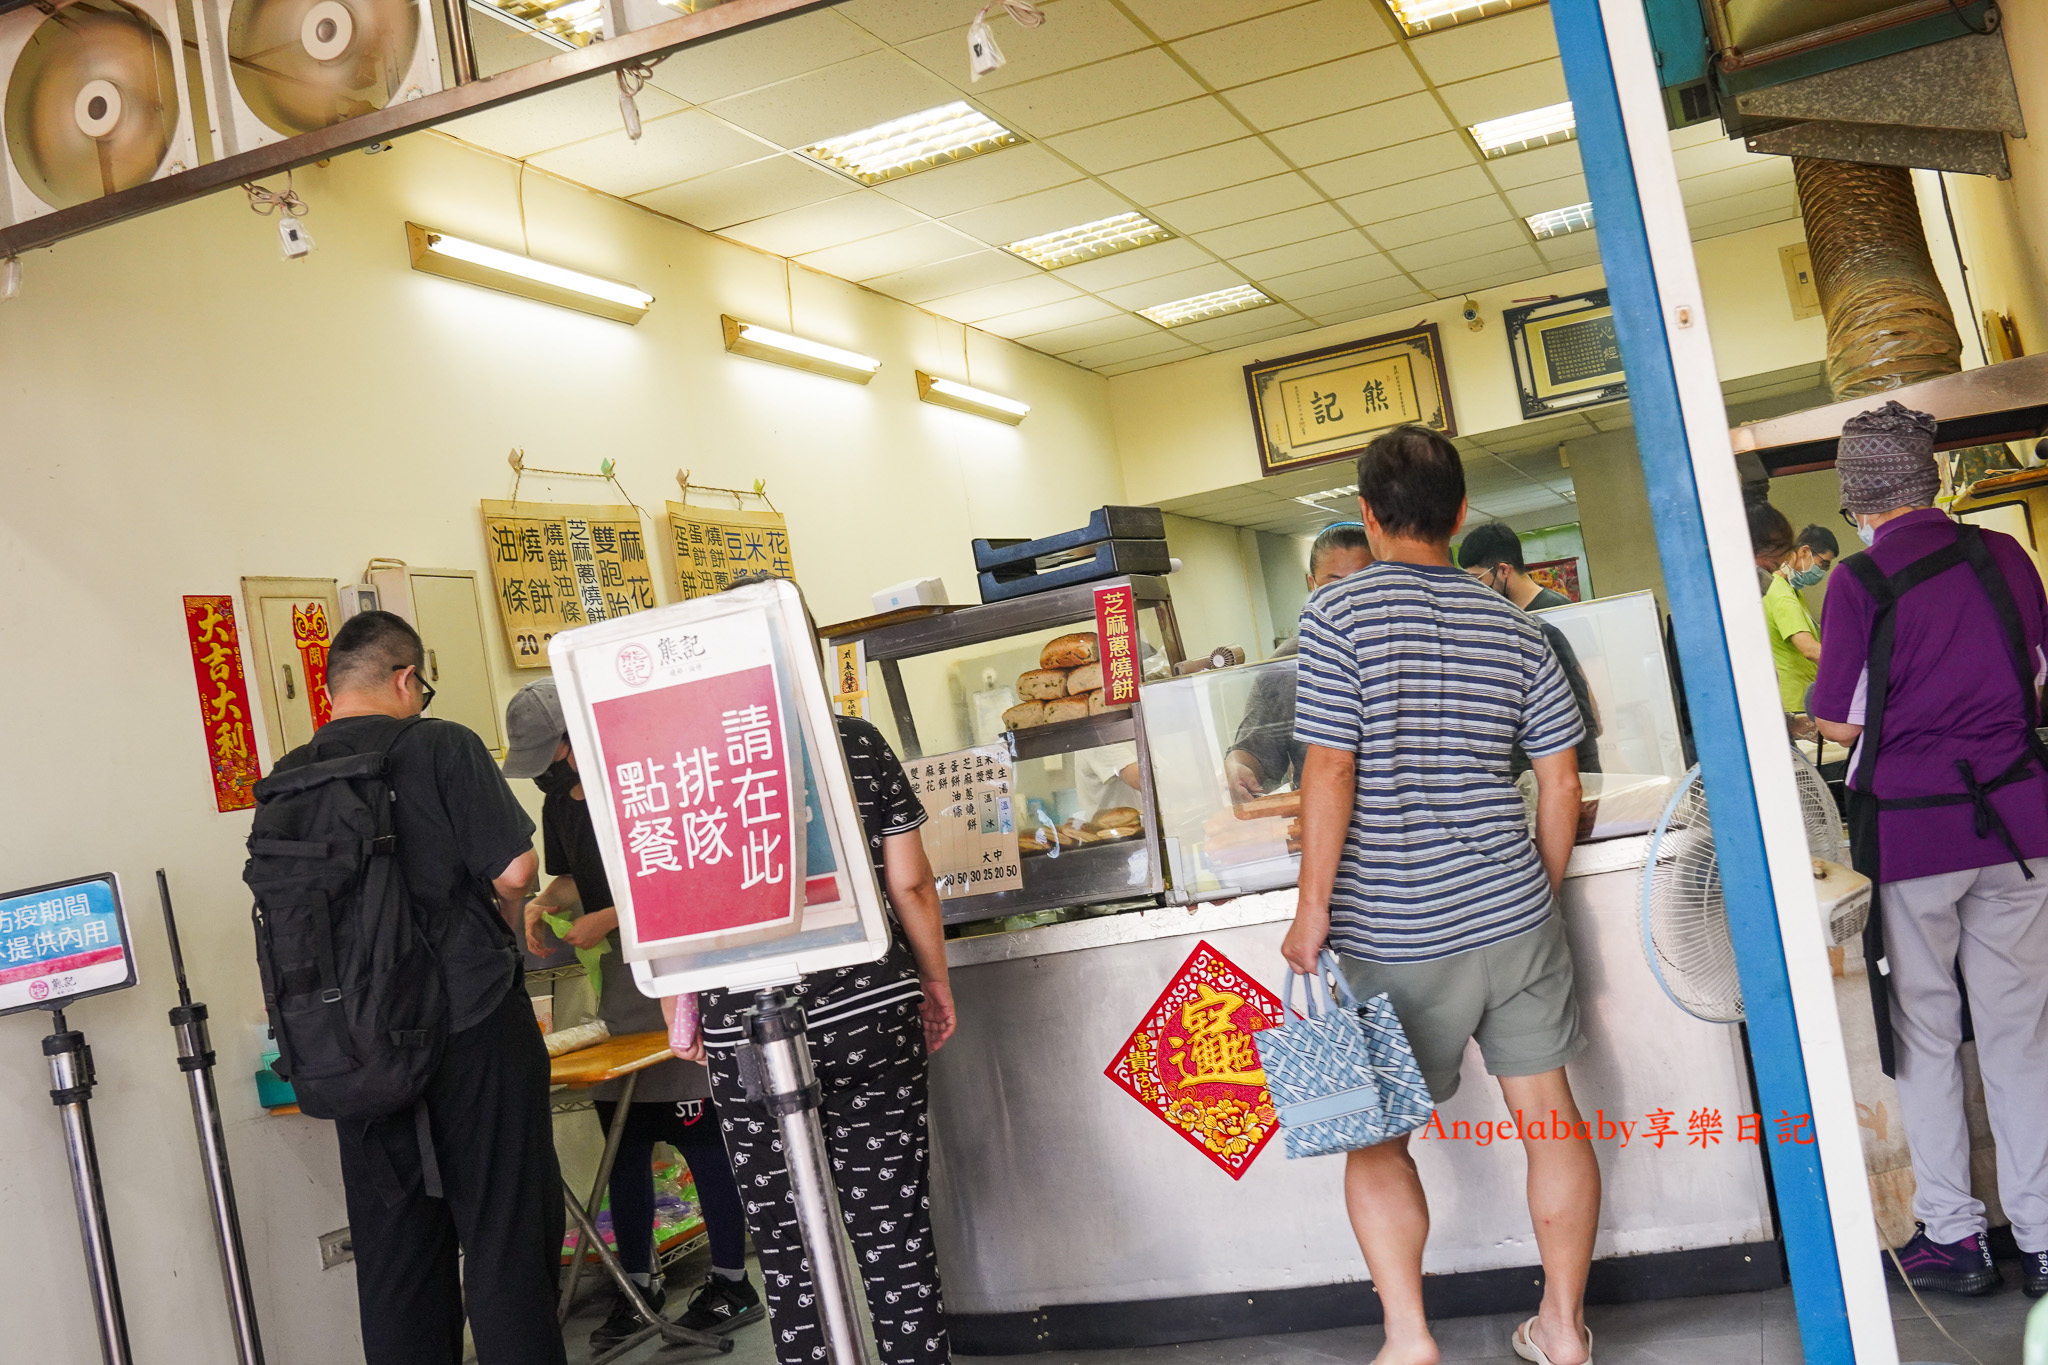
903 747 1024 899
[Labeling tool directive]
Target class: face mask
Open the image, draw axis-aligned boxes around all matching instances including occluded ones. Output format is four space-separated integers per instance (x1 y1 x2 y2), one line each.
533 756 578 795
1789 564 1827 589
1856 522 1878 548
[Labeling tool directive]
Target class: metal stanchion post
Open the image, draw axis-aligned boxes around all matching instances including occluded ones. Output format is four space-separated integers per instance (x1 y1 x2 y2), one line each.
157 871 265 1365
44 1007 132 1365
741 986 877 1365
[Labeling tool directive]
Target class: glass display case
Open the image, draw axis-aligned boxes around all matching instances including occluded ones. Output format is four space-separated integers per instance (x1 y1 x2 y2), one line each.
820 576 1185 926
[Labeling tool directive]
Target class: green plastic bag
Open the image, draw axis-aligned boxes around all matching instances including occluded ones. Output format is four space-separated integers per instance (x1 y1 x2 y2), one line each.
541 910 610 1005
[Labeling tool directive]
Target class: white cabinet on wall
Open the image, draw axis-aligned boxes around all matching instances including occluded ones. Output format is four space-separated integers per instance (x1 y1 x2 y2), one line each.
242 576 341 760
367 565 505 754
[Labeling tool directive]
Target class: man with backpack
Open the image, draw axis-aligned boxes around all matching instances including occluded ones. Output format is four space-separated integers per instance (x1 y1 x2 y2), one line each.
244 610 564 1364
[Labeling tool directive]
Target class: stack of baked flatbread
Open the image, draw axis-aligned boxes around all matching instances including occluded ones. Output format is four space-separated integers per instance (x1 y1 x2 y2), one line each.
1002 632 1131 731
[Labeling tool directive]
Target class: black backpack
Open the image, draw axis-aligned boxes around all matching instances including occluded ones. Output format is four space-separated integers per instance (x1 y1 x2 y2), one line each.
243 717 447 1125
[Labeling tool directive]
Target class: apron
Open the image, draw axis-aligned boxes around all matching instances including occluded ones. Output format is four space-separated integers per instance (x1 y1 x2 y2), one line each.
1840 522 2048 1077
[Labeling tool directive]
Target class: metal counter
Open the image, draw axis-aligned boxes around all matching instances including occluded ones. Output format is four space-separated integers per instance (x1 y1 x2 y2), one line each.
927 837 1779 1351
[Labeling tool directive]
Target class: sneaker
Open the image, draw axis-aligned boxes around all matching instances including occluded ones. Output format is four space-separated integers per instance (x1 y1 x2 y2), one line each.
1891 1223 2002 1296
678 1273 767 1334
589 1278 665 1354
2024 1249 2048 1299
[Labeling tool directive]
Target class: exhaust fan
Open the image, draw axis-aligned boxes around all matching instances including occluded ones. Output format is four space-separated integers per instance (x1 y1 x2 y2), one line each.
195 0 442 156
0 0 204 227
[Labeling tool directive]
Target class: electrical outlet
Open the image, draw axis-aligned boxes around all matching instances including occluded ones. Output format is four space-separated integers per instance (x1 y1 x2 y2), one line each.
319 1227 353 1270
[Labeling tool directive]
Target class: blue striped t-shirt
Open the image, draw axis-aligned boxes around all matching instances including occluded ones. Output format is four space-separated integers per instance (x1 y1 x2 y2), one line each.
1293 562 1585 964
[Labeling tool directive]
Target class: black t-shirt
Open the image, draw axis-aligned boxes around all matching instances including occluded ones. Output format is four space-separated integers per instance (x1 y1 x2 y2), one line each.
543 788 612 918
290 715 534 1030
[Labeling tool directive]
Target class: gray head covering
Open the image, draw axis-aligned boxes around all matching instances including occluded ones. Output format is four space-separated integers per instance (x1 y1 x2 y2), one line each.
1837 400 1940 515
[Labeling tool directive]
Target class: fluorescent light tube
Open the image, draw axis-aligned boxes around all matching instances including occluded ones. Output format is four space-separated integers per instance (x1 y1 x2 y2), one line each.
405 223 652 323
1138 285 1272 328
915 372 1029 425
800 102 1021 185
1527 202 1595 239
1384 0 1545 36
721 315 881 384
1469 101 1576 158
1005 212 1173 270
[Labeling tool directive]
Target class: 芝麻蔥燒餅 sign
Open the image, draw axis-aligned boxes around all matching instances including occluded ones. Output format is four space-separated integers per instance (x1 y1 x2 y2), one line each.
1094 584 1139 705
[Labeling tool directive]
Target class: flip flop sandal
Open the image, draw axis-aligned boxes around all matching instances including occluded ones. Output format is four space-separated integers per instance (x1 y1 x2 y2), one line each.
1511 1316 1593 1365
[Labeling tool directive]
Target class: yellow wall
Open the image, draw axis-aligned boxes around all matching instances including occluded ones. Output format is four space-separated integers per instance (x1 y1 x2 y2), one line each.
0 131 1124 1363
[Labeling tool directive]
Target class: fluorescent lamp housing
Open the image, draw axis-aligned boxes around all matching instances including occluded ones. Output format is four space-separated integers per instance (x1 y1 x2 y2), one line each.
915 372 1029 425
1469 101 1577 158
1138 284 1272 328
406 223 652 323
1384 0 1546 35
1005 212 1173 270
1527 202 1595 239
721 315 881 384
800 101 1021 186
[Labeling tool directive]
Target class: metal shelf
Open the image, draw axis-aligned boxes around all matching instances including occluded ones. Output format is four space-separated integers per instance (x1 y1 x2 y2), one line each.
1003 710 1135 762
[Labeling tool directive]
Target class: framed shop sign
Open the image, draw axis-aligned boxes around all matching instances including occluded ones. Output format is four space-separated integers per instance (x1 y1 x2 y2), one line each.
1244 323 1454 478
1505 290 1627 420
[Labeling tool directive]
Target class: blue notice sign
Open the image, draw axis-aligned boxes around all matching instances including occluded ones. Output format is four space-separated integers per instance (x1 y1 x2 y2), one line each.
0 874 136 1017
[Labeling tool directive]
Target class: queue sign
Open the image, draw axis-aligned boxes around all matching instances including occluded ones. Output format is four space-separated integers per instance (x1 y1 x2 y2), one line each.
0 873 136 1017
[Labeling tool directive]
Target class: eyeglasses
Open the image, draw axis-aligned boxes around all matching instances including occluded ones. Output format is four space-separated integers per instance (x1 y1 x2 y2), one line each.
394 664 436 712
1839 507 1857 529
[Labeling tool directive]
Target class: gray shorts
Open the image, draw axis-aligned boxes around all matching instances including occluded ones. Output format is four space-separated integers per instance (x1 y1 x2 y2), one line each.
1338 911 1585 1103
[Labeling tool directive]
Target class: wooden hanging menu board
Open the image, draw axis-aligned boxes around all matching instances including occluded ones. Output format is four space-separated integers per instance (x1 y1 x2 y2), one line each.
480 500 656 668
664 500 796 601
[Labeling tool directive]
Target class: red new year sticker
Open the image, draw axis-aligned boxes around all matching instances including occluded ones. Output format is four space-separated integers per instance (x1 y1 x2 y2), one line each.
1094 583 1139 705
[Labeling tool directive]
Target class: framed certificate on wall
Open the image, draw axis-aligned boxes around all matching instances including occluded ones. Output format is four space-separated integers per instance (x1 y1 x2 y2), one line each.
1244 324 1455 478
1505 290 1627 419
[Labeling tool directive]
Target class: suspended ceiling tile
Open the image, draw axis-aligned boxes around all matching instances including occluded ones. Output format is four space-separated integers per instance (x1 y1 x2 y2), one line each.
718 190 927 257
1015 313 1157 353
1099 262 1247 309
1222 45 1425 132
704 49 962 148
1236 229 1383 281
1673 133 1777 180
1100 344 1207 375
1304 132 1477 199
1043 97 1252 174
872 143 1081 217
1167 0 1397 91
1192 203 1350 257
647 10 882 105
1168 311 1306 348
833 0 977 46
1669 118 1726 150
977 294 1124 338
1436 58 1569 126
1680 157 1795 206
1387 217 1527 269
1285 273 1427 317
444 78 688 160
1267 92 1454 167
1311 292 1433 327
1366 194 1514 249
1053 236 1214 291
1406 5 1559 86
1258 253 1405 300
528 110 777 198
797 221 986 282
974 48 1206 138
1102 138 1292 206
1484 138 1583 189
1687 186 1801 235
864 248 1043 303
898 0 1153 93
1535 234 1602 269
1061 329 1190 369
1151 172 1324 235
1118 0 1317 43
1335 164 1496 226
632 154 856 230
923 273 1085 323
1411 243 1545 292
941 179 1133 246
1506 173 1590 217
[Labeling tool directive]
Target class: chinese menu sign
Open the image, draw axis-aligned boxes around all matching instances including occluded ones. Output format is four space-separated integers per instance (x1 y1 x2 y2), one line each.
1094 584 1138 705
182 595 263 812
587 613 801 953
291 601 334 729
480 500 656 669
902 747 1022 899
665 500 795 601
0 874 135 1017
1105 941 1284 1179
832 639 869 720
1277 352 1422 449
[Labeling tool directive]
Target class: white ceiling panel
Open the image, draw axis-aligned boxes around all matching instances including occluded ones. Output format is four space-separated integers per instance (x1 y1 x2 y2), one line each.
1061 329 1194 368
1670 117 1726 150
1258 254 1406 300
1117 0 1316 43
1680 157 1795 205
1673 132 1775 180
1102 137 1291 205
1304 132 1477 199
1290 275 1432 317
1100 345 1206 375
1436 58 1569 125
1366 194 1514 247
1337 164 1496 226
1693 204 1801 241
940 179 1134 246
1168 311 1307 348
833 0 976 46
1685 182 1800 230
1191 203 1351 257
1052 236 1215 291
1151 172 1324 234
1043 97 1251 174
1412 243 1545 292
1266 91 1454 166
1406 5 1558 85
1099 262 1247 309
445 78 687 161
899 0 1152 93
872 143 1081 217
1483 138 1583 188
1220 44 1426 131
1167 0 1396 91
1236 229 1384 281
632 154 854 230
863 248 1043 303
797 221 985 281
704 50 961 148
529 110 776 198
1309 291 1433 326
1506 173 1590 217
1536 235 1602 269
718 190 927 257
923 274 1085 323
976 294 1125 338
648 10 881 105
1014 313 1157 353
973 48 1206 137
1387 217 1528 269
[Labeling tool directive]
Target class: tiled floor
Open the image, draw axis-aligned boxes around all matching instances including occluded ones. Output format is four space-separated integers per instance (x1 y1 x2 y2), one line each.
562 1252 2044 1365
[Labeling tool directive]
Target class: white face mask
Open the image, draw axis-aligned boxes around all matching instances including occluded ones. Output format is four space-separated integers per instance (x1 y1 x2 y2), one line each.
1856 519 1878 547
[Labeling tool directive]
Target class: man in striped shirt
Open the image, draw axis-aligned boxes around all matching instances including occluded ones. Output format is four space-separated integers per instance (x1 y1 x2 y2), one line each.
1284 425 1598 1365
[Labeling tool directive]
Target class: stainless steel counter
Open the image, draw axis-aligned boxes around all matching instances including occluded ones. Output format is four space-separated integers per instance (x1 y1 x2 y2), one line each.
927 838 1779 1350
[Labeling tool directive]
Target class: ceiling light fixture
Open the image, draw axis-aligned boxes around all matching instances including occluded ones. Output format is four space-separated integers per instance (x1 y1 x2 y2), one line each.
1138 284 1272 328
1383 0 1546 36
1291 483 1359 512
1469 101 1577 158
916 371 1029 425
405 223 652 323
721 315 881 383
1527 201 1595 239
1005 212 1173 269
799 101 1022 186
